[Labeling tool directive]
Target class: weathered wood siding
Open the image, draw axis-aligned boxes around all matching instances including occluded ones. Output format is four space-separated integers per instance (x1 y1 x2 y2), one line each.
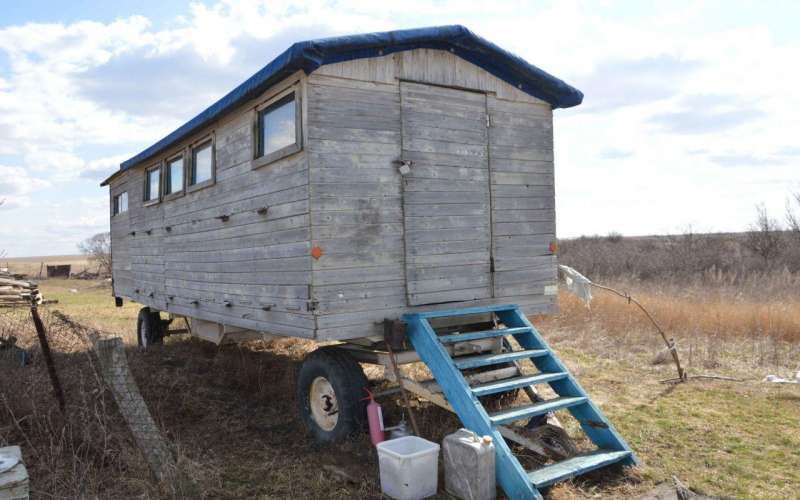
109 171 133 295
400 81 493 306
306 74 405 339
488 96 557 299
109 74 315 338
309 49 557 339
110 50 557 341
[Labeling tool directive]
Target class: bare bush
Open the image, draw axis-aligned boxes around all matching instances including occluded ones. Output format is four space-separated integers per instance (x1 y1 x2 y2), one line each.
78 232 112 276
787 192 800 241
743 204 783 267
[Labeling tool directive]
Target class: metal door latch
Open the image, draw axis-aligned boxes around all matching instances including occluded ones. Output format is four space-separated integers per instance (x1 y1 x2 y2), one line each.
394 159 413 175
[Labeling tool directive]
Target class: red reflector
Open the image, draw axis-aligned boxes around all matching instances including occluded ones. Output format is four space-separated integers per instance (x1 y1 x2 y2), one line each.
311 246 323 259
549 241 558 254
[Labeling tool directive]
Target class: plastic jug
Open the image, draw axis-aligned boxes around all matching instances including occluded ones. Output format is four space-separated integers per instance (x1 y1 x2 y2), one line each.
443 428 496 500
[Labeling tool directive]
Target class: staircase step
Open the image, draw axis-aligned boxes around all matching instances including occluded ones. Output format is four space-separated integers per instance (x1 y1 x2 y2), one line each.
471 372 568 397
454 349 549 370
403 305 638 500
528 450 632 488
489 396 587 425
438 327 532 344
414 303 518 319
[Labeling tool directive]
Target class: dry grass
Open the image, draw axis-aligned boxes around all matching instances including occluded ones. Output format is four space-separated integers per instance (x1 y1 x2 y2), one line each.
555 276 800 341
539 280 800 377
1 278 799 499
2 254 92 277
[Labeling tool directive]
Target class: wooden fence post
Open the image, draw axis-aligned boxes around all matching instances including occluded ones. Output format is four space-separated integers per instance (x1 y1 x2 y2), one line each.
29 305 65 412
94 337 175 483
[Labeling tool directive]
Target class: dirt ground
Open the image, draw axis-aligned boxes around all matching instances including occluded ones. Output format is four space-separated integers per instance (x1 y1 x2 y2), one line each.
2 278 799 499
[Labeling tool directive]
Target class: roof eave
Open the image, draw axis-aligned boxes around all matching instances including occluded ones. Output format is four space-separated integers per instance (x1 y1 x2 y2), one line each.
111 25 583 178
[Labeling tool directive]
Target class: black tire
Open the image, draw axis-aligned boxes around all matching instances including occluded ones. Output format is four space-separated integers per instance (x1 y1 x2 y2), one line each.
297 347 368 444
136 307 164 349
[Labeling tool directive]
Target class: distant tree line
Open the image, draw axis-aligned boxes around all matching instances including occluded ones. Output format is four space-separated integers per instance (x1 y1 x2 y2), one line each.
559 192 800 282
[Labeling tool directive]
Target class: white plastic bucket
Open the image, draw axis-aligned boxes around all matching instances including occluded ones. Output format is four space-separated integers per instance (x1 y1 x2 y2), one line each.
376 436 440 499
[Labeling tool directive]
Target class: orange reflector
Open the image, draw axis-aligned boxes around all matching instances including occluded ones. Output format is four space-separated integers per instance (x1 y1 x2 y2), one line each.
549 241 558 254
311 246 323 259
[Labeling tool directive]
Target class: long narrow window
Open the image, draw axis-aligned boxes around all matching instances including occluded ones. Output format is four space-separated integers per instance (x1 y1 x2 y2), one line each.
113 191 128 215
164 155 184 196
255 91 300 166
190 141 213 187
144 166 160 203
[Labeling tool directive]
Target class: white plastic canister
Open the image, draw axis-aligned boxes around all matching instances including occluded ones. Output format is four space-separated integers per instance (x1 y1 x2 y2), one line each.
443 428 496 500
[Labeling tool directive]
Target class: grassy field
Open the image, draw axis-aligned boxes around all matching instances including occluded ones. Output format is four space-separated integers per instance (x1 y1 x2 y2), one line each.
2 254 94 277
1 277 799 499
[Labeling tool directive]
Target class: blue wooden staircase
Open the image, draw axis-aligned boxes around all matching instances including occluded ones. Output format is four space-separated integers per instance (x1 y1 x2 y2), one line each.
403 304 638 499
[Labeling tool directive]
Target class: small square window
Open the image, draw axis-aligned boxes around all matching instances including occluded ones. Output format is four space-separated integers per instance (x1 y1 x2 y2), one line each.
164 155 184 196
144 166 160 203
256 91 300 165
113 191 128 215
190 141 213 186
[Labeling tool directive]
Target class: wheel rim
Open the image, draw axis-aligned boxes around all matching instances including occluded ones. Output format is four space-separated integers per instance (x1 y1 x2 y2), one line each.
309 376 339 431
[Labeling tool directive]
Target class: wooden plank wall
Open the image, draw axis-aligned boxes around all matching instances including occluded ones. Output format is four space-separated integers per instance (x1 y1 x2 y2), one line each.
124 167 167 311
306 74 406 339
488 97 558 300
310 49 558 340
109 171 133 296
109 51 558 342
400 81 493 306
108 75 315 338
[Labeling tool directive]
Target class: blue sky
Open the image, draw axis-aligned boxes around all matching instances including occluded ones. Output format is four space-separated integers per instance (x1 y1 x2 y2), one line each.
1 0 799 257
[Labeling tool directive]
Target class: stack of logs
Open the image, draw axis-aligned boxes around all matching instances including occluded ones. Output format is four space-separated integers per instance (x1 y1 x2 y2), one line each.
0 274 41 307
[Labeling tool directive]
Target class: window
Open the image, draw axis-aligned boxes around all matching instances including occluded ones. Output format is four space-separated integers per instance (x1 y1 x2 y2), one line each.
144 166 160 203
255 91 301 166
189 141 213 187
112 191 128 215
164 155 184 196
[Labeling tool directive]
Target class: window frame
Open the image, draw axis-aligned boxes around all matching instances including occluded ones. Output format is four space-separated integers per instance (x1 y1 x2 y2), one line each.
186 135 215 193
112 191 128 216
143 163 162 206
162 152 186 201
252 84 302 170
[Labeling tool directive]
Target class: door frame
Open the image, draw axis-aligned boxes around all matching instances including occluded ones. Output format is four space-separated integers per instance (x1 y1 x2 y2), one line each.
398 79 496 306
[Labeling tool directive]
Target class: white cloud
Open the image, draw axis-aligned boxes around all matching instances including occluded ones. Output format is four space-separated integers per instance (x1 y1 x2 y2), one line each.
0 0 798 255
0 165 50 208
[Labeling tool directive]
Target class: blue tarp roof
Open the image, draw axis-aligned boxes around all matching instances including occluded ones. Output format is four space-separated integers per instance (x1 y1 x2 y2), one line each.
112 25 582 178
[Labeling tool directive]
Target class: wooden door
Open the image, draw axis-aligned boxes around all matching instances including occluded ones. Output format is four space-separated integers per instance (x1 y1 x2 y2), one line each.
400 81 493 306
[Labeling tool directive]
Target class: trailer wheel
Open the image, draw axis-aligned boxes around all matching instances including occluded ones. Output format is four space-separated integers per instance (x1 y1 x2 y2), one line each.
136 307 164 349
297 347 368 444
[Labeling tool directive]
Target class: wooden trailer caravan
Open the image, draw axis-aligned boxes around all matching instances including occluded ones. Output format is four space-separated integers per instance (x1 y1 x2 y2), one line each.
102 26 637 499
102 26 580 342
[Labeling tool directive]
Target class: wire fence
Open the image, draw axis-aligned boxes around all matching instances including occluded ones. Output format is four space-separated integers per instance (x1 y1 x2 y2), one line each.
0 305 189 497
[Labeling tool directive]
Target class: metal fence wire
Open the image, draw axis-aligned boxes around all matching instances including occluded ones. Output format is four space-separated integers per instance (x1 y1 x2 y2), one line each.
0 306 182 494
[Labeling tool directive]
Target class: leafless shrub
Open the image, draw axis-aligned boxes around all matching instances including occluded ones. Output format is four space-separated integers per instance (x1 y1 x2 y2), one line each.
743 204 783 267
78 232 112 276
787 192 800 241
